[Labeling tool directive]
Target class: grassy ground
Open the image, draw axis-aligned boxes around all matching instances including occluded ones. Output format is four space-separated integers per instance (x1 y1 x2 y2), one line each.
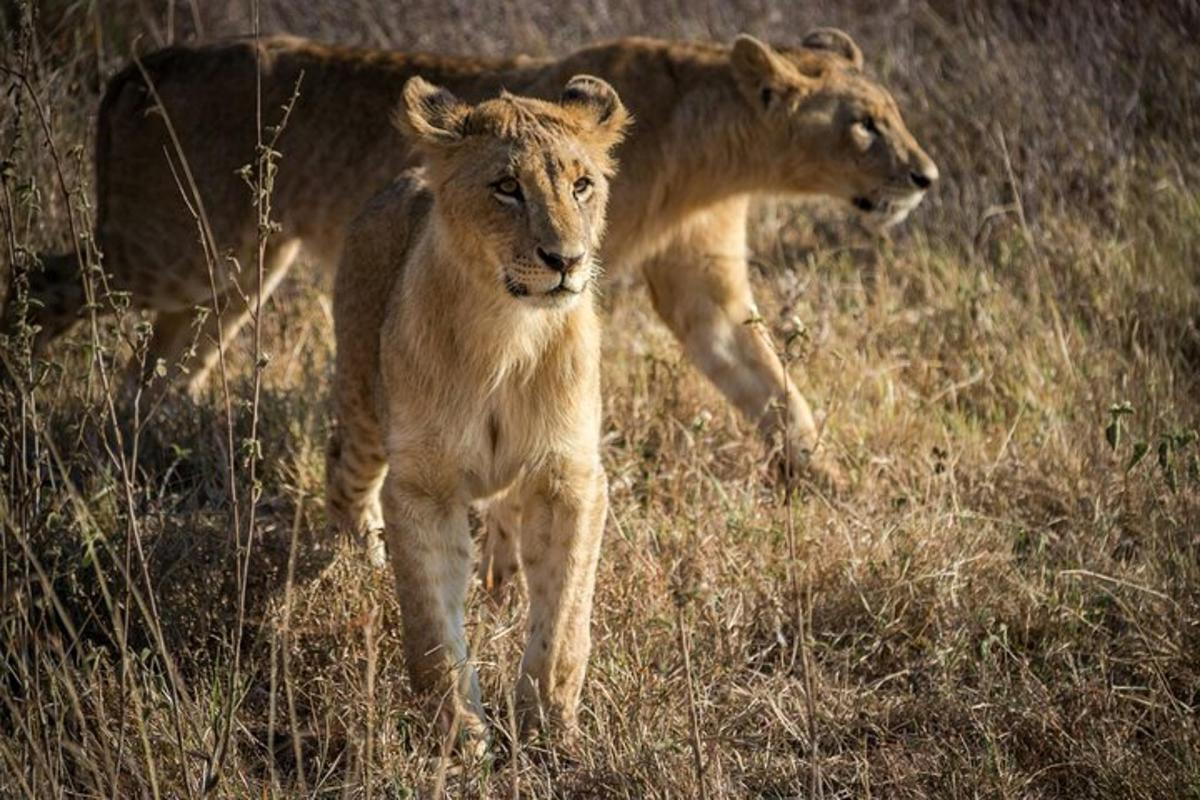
2 1 1199 797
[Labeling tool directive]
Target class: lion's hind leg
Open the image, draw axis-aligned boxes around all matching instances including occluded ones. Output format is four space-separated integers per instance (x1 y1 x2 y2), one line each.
326 397 388 567
2 251 87 350
477 494 524 603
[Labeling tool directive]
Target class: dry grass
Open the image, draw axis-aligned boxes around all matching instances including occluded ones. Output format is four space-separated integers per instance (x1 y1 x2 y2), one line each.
3 1 1199 797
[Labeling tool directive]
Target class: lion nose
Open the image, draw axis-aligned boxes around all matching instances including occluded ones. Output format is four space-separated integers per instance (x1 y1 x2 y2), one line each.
536 246 585 274
910 163 938 190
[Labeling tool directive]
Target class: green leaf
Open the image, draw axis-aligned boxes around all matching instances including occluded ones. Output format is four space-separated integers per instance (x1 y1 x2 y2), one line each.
1127 441 1149 471
1158 438 1178 492
1108 401 1134 417
1105 419 1121 450
1165 466 1178 493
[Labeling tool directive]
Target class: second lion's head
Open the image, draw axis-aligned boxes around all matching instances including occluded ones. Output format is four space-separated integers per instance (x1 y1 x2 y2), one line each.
729 30 939 230
395 75 630 309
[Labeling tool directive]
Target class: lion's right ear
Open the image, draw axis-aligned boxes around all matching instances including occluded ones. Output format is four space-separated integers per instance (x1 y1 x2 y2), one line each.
802 28 864 70
394 76 468 146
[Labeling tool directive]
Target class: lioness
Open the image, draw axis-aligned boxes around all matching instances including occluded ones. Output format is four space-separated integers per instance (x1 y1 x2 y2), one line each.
11 30 936 485
326 74 627 738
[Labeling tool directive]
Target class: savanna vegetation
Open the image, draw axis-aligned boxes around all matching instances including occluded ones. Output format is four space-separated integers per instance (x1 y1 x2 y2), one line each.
2 1 1198 796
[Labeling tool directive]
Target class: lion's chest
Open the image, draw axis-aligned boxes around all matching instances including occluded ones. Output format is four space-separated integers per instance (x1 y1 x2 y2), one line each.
456 391 555 501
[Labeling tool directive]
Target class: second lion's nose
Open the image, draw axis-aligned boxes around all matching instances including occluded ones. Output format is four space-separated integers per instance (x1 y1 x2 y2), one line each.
910 170 933 190
537 246 585 273
910 160 939 190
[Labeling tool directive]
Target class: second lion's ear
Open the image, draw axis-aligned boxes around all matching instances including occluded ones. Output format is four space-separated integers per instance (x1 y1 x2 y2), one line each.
730 34 795 112
561 75 630 147
802 28 864 70
394 76 469 147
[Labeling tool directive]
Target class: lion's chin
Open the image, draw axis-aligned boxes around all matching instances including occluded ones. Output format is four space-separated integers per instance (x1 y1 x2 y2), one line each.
526 285 586 310
853 191 926 232
504 269 590 309
504 278 587 310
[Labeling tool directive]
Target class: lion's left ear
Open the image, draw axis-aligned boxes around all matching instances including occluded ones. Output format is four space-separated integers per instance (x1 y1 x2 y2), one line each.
560 75 631 148
730 35 805 112
802 28 864 70
394 76 470 148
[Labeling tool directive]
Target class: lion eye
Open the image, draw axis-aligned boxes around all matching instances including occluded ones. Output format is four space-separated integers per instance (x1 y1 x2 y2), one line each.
493 178 523 202
573 176 593 199
851 118 876 150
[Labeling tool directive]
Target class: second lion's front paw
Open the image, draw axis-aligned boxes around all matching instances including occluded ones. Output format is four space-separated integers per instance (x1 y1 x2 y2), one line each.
772 442 849 496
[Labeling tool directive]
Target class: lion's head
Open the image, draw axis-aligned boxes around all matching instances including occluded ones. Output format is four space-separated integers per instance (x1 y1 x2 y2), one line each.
396 74 630 309
730 30 938 230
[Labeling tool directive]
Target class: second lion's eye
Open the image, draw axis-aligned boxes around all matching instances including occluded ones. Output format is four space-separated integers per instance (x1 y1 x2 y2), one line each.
573 176 593 199
493 178 523 202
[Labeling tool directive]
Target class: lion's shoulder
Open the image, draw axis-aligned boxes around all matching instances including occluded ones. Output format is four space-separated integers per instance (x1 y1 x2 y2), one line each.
335 169 433 331
343 168 432 268
353 169 433 230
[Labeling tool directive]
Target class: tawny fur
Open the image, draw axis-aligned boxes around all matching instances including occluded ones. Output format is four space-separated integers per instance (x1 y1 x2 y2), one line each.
9 31 936 488
326 75 628 739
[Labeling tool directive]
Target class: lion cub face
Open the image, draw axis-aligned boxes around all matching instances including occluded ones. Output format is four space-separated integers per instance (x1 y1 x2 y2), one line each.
397 75 629 309
732 31 939 230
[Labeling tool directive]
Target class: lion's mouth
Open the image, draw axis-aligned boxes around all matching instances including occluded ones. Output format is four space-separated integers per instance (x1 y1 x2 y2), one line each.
850 191 926 231
504 274 586 302
547 281 581 297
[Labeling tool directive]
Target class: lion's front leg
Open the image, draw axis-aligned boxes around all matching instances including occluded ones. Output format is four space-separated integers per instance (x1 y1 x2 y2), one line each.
516 463 608 736
381 470 486 744
641 201 844 491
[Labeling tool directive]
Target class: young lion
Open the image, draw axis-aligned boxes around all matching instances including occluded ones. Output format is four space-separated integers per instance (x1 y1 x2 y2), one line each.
326 74 628 738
